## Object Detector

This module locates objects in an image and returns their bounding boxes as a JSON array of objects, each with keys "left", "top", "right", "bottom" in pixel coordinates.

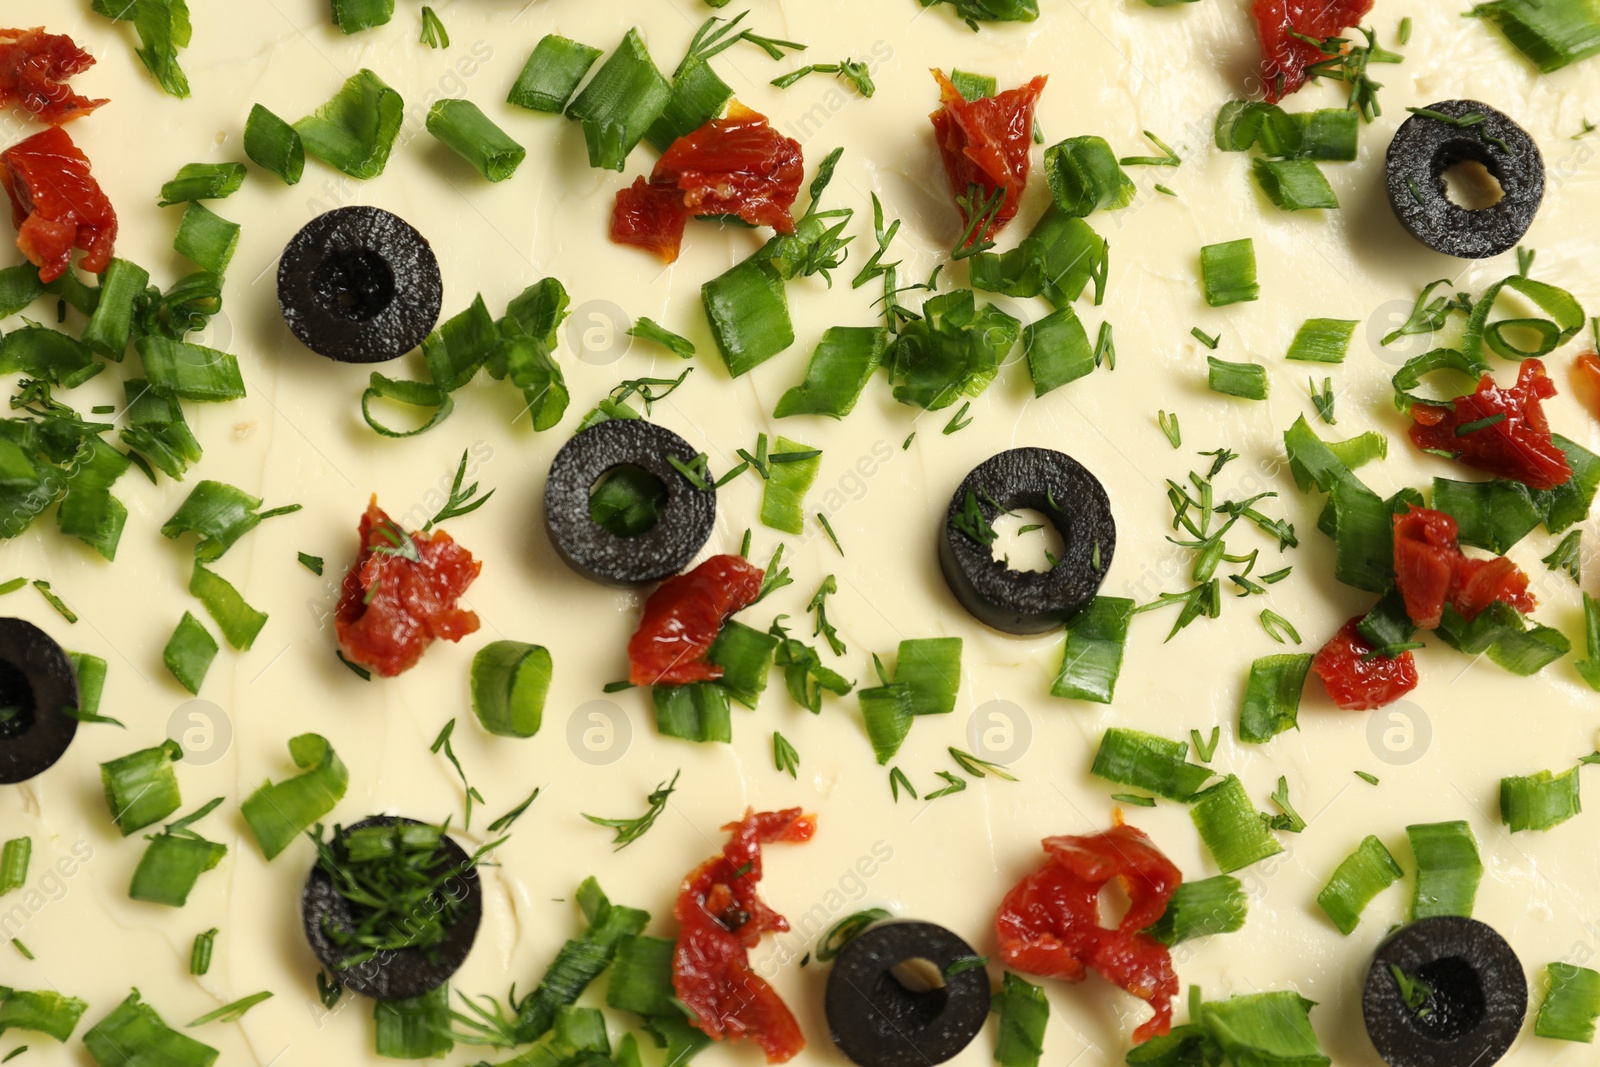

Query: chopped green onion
[
  {"left": 993, "top": 972, "right": 1048, "bottom": 1067},
  {"left": 100, "top": 739, "right": 183, "bottom": 837},
  {"left": 509, "top": 35, "right": 602, "bottom": 113},
  {"left": 606, "top": 934, "right": 676, "bottom": 1016},
  {"left": 1408, "top": 820, "right": 1482, "bottom": 920},
  {"left": 702, "top": 260, "right": 793, "bottom": 377},
  {"left": 9, "top": 939, "right": 29, "bottom": 960},
  {"left": 163, "top": 612, "right": 218, "bottom": 695},
  {"left": 772, "top": 731, "right": 800, "bottom": 777},
  {"left": 329, "top": 0, "right": 393, "bottom": 32},
  {"left": 1090, "top": 728, "right": 1214, "bottom": 802},
  {"left": 948, "top": 69, "right": 997, "bottom": 100},
  {"left": 418, "top": 5, "right": 447, "bottom": 47},
  {"left": 427, "top": 99, "right": 525, "bottom": 182},
  {"left": 121, "top": 379, "right": 203, "bottom": 481},
  {"left": 1113, "top": 793, "right": 1157, "bottom": 807},
  {"left": 298, "top": 552, "right": 324, "bottom": 575},
  {"left": 889, "top": 291, "right": 1019, "bottom": 409},
  {"left": 1200, "top": 239, "right": 1259, "bottom": 307},
  {"left": 816, "top": 908, "right": 892, "bottom": 962},
  {"left": 190, "top": 929, "right": 217, "bottom": 976},
  {"left": 1536, "top": 962, "right": 1600, "bottom": 1042},
  {"left": 511, "top": 879, "right": 649, "bottom": 1042},
  {"left": 56, "top": 439, "right": 130, "bottom": 561},
  {"left": 136, "top": 336, "right": 245, "bottom": 402},
  {"left": 240, "top": 734, "right": 349, "bottom": 861},
  {"left": 361, "top": 373, "right": 454, "bottom": 438},
  {"left": 467, "top": 641, "right": 553, "bottom": 739},
  {"left": 31, "top": 582, "right": 76, "bottom": 625},
  {"left": 1022, "top": 305, "right": 1096, "bottom": 397},
  {"left": 892, "top": 637, "right": 963, "bottom": 716},
  {"left": 1142, "top": 875, "right": 1248, "bottom": 945},
  {"left": 1316, "top": 835, "right": 1402, "bottom": 935},
  {"left": 859, "top": 683, "right": 915, "bottom": 764},
  {"left": 1252, "top": 158, "right": 1339, "bottom": 210},
  {"left": 375, "top": 985, "right": 452, "bottom": 1060},
  {"left": 157, "top": 163, "right": 245, "bottom": 207},
  {"left": 189, "top": 563, "right": 266, "bottom": 651},
  {"left": 1051, "top": 596, "right": 1133, "bottom": 704},
  {"left": 1207, "top": 356, "right": 1269, "bottom": 400},
  {"left": 1238, "top": 654, "right": 1313, "bottom": 743},
  {"left": 81, "top": 259, "right": 150, "bottom": 359},
  {"left": 1286, "top": 318, "right": 1357, "bottom": 363},
  {"left": 627, "top": 318, "right": 695, "bottom": 359},
  {"left": 760, "top": 435, "right": 820, "bottom": 535},
  {"left": 653, "top": 684, "right": 731, "bottom": 743},
  {"left": 646, "top": 37, "right": 734, "bottom": 153},
  {"left": 0, "top": 263, "right": 42, "bottom": 319},
  {"left": 129, "top": 798, "right": 227, "bottom": 908},
  {"left": 1188, "top": 992, "right": 1328, "bottom": 1066},
  {"left": 707, "top": 621, "right": 779, "bottom": 709},
  {"left": 1501, "top": 767, "right": 1581, "bottom": 833},
  {"left": 0, "top": 987, "right": 88, "bottom": 1042},
  {"left": 1190, "top": 775, "right": 1285, "bottom": 872},
  {"left": 774, "top": 326, "right": 887, "bottom": 418},
  {"left": 1472, "top": 0, "right": 1600, "bottom": 73},
  {"left": 1, "top": 325, "right": 99, "bottom": 386},
  {"left": 565, "top": 29, "right": 672, "bottom": 171},
  {"left": 161, "top": 481, "right": 270, "bottom": 562},
  {"left": 970, "top": 204, "right": 1109, "bottom": 310},
  {"left": 243, "top": 104, "right": 304, "bottom": 185},
  {"left": 1575, "top": 593, "right": 1600, "bottom": 691},
  {"left": 1435, "top": 601, "right": 1571, "bottom": 675},
  {"left": 294, "top": 68, "right": 404, "bottom": 180},
  {"left": 1043, "top": 136, "right": 1135, "bottom": 217},
  {"left": 187, "top": 991, "right": 271, "bottom": 1028},
  {"left": 0, "top": 837, "right": 29, "bottom": 894},
  {"left": 1432, "top": 476, "right": 1541, "bottom": 554},
  {"left": 1159, "top": 410, "right": 1182, "bottom": 448},
  {"left": 1532, "top": 433, "right": 1600, "bottom": 534}
]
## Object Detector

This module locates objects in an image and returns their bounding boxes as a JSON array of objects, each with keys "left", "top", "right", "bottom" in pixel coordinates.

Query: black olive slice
[
  {"left": 1385, "top": 100, "right": 1544, "bottom": 260},
  {"left": 544, "top": 418, "right": 716, "bottom": 587},
  {"left": 825, "top": 921, "right": 990, "bottom": 1067},
  {"left": 1363, "top": 916, "right": 1526, "bottom": 1067},
  {"left": 938, "top": 448, "right": 1116, "bottom": 635},
  {"left": 0, "top": 617, "right": 79, "bottom": 785},
  {"left": 278, "top": 206, "right": 443, "bottom": 363},
  {"left": 301, "top": 815, "right": 482, "bottom": 1001}
]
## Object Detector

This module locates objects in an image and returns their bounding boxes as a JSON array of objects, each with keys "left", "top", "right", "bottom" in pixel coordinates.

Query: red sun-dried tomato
[
  {"left": 1, "top": 126, "right": 116, "bottom": 283},
  {"left": 335, "top": 499, "right": 482, "bottom": 677},
  {"left": 1312, "top": 617, "right": 1419, "bottom": 711},
  {"left": 1253, "top": 0, "right": 1375, "bottom": 102},
  {"left": 0, "top": 28, "right": 106, "bottom": 124},
  {"left": 929, "top": 69, "right": 1047, "bottom": 249},
  {"left": 1409, "top": 359, "right": 1572, "bottom": 491},
  {"left": 1393, "top": 507, "right": 1536, "bottom": 629},
  {"left": 674, "top": 808, "right": 816, "bottom": 1063},
  {"left": 1573, "top": 352, "right": 1600, "bottom": 422},
  {"left": 611, "top": 103, "right": 804, "bottom": 263},
  {"left": 627, "top": 554, "right": 764, "bottom": 687},
  {"left": 996, "top": 825, "right": 1181, "bottom": 1045}
]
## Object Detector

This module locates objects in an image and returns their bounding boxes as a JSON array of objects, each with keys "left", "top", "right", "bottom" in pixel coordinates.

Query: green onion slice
[
  {"left": 1532, "top": 434, "right": 1600, "bottom": 535},
  {"left": 470, "top": 641, "right": 554, "bottom": 738},
  {"left": 1252, "top": 158, "right": 1339, "bottom": 210},
  {"left": 374, "top": 985, "right": 452, "bottom": 1060},
  {"left": 136, "top": 336, "right": 246, "bottom": 402},
  {"left": 994, "top": 972, "right": 1048, "bottom": 1067},
  {"left": 1435, "top": 601, "right": 1571, "bottom": 676},
  {"left": 57, "top": 438, "right": 130, "bottom": 561},
  {"left": 1043, "top": 136, "right": 1135, "bottom": 217},
  {"left": 652, "top": 683, "right": 732, "bottom": 743},
  {"left": 173, "top": 203, "right": 240, "bottom": 276},
  {"left": 1501, "top": 767, "right": 1582, "bottom": 833},
  {"left": 1238, "top": 654, "right": 1313, "bottom": 744},
  {"left": 244, "top": 104, "right": 305, "bottom": 185},
  {"left": 706, "top": 621, "right": 778, "bottom": 710},
  {"left": 1472, "top": 0, "right": 1600, "bottom": 73},
  {"left": 427, "top": 99, "right": 526, "bottom": 182},
  {"left": 362, "top": 373, "right": 455, "bottom": 438},
  {"left": 606, "top": 934, "right": 677, "bottom": 1016},
  {"left": 893, "top": 637, "right": 963, "bottom": 716},
  {"left": 0, "top": 986, "right": 88, "bottom": 1042},
  {"left": 163, "top": 612, "right": 218, "bottom": 696},
  {"left": 970, "top": 205, "right": 1109, "bottom": 310},
  {"left": 82, "top": 258, "right": 150, "bottom": 359},
  {"left": 190, "top": 929, "right": 217, "bottom": 976},
  {"left": 241, "top": 734, "right": 349, "bottom": 860},
  {"left": 294, "top": 68, "right": 404, "bottom": 180},
  {"left": 1536, "top": 962, "right": 1600, "bottom": 1042},
  {"left": 511, "top": 878, "right": 649, "bottom": 1042},
  {"left": 815, "top": 909, "right": 892, "bottom": 962},
  {"left": 1285, "top": 318, "right": 1357, "bottom": 363},
  {"left": 564, "top": 29, "right": 672, "bottom": 171},
  {"left": 703, "top": 259, "right": 794, "bottom": 378},
  {"left": 129, "top": 799, "right": 227, "bottom": 908},
  {"left": 189, "top": 563, "right": 266, "bottom": 651},
  {"left": 1408, "top": 820, "right": 1482, "bottom": 920},
  {"left": 330, "top": 0, "right": 394, "bottom": 33},
  {"left": 0, "top": 837, "right": 29, "bottom": 894},
  {"left": 161, "top": 481, "right": 266, "bottom": 561},
  {"left": 1316, "top": 835, "right": 1402, "bottom": 935},
  {"left": 1022, "top": 305, "right": 1097, "bottom": 398},
  {"left": 1090, "top": 728, "right": 1214, "bottom": 802},
  {"left": 1207, "top": 356, "right": 1269, "bottom": 400},
  {"left": 774, "top": 326, "right": 887, "bottom": 418},
  {"left": 1051, "top": 596, "right": 1133, "bottom": 704},
  {"left": 100, "top": 740, "right": 183, "bottom": 837},
  {"left": 423, "top": 295, "right": 499, "bottom": 393},
  {"left": 859, "top": 683, "right": 915, "bottom": 764},
  {"left": 509, "top": 34, "right": 602, "bottom": 113},
  {"left": 1432, "top": 476, "right": 1541, "bottom": 554},
  {"left": 1141, "top": 875, "right": 1248, "bottom": 946},
  {"left": 759, "top": 435, "right": 820, "bottom": 536},
  {"left": 1190, "top": 775, "right": 1285, "bottom": 872},
  {"left": 157, "top": 163, "right": 245, "bottom": 207}
]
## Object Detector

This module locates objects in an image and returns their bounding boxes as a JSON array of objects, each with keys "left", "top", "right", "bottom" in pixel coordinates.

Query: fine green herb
[
  {"left": 923, "top": 770, "right": 968, "bottom": 800},
  {"left": 1112, "top": 793, "right": 1157, "bottom": 807},
  {"left": 1388, "top": 963, "right": 1434, "bottom": 1016},
  {"left": 1159, "top": 410, "right": 1182, "bottom": 448},
  {"left": 1191, "top": 727, "right": 1220, "bottom": 763},
  {"left": 816, "top": 908, "right": 892, "bottom": 962},
  {"left": 950, "top": 489, "right": 997, "bottom": 545},
  {"left": 1259, "top": 609, "right": 1302, "bottom": 644},
  {"left": 816, "top": 513, "right": 843, "bottom": 556},
  {"left": 1119, "top": 129, "right": 1183, "bottom": 167},
  {"left": 419, "top": 5, "right": 448, "bottom": 48},
  {"left": 583, "top": 770, "right": 680, "bottom": 850},
  {"left": 1357, "top": 770, "right": 1380, "bottom": 785},
  {"left": 31, "top": 581, "right": 75, "bottom": 624},
  {"left": 0, "top": 838, "right": 28, "bottom": 895},
  {"left": 942, "top": 401, "right": 974, "bottom": 435},
  {"left": 888, "top": 766, "right": 917, "bottom": 802},
  {"left": 187, "top": 992, "right": 272, "bottom": 1028},
  {"left": 426, "top": 450, "right": 494, "bottom": 531},
  {"left": 10, "top": 939, "right": 30, "bottom": 960},
  {"left": 191, "top": 929, "right": 217, "bottom": 976},
  {"left": 297, "top": 552, "right": 324, "bottom": 575},
  {"left": 1309, "top": 377, "right": 1337, "bottom": 424},
  {"left": 430, "top": 719, "right": 485, "bottom": 831},
  {"left": 1542, "top": 530, "right": 1582, "bottom": 583},
  {"left": 773, "top": 732, "right": 800, "bottom": 778},
  {"left": 335, "top": 651, "right": 372, "bottom": 681},
  {"left": 1297, "top": 25, "right": 1404, "bottom": 121},
  {"left": 486, "top": 788, "right": 541, "bottom": 835},
  {"left": 771, "top": 59, "right": 875, "bottom": 96}
]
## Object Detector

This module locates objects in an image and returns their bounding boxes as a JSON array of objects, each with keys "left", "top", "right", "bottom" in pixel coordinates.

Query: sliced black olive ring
[
  {"left": 825, "top": 921, "right": 990, "bottom": 1067},
  {"left": 278, "top": 206, "right": 444, "bottom": 363},
  {"left": 0, "top": 617, "right": 79, "bottom": 785},
  {"left": 544, "top": 418, "right": 717, "bottom": 587},
  {"left": 1363, "top": 915, "right": 1526, "bottom": 1067},
  {"left": 301, "top": 815, "right": 482, "bottom": 1001},
  {"left": 1385, "top": 99, "right": 1544, "bottom": 260},
  {"left": 938, "top": 447, "right": 1116, "bottom": 635}
]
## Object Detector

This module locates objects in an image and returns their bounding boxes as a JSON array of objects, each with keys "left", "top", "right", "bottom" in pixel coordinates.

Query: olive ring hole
[
  {"left": 1436, "top": 147, "right": 1506, "bottom": 211},
  {"left": 588, "top": 464, "right": 668, "bottom": 539},
  {"left": 312, "top": 248, "right": 397, "bottom": 323},
  {"left": 1406, "top": 957, "right": 1487, "bottom": 1042},
  {"left": 989, "top": 506, "right": 1067, "bottom": 574},
  {"left": 0, "top": 659, "right": 35, "bottom": 740}
]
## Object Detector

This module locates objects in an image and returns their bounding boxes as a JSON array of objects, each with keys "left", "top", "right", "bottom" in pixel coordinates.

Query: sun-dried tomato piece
[
  {"left": 610, "top": 104, "right": 803, "bottom": 263},
  {"left": 0, "top": 28, "right": 107, "bottom": 124},
  {"left": 930, "top": 69, "right": 1046, "bottom": 249},
  {"left": 1393, "top": 507, "right": 1535, "bottom": 629},
  {"left": 996, "top": 825, "right": 1181, "bottom": 1044},
  {"left": 1573, "top": 352, "right": 1600, "bottom": 421},
  {"left": 335, "top": 500, "right": 482, "bottom": 677},
  {"left": 1409, "top": 359, "right": 1572, "bottom": 491},
  {"left": 627, "top": 554, "right": 764, "bottom": 687},
  {"left": 1, "top": 126, "right": 116, "bottom": 282},
  {"left": 1253, "top": 0, "right": 1375, "bottom": 102},
  {"left": 674, "top": 808, "right": 816, "bottom": 1063},
  {"left": 1312, "top": 616, "right": 1419, "bottom": 711}
]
